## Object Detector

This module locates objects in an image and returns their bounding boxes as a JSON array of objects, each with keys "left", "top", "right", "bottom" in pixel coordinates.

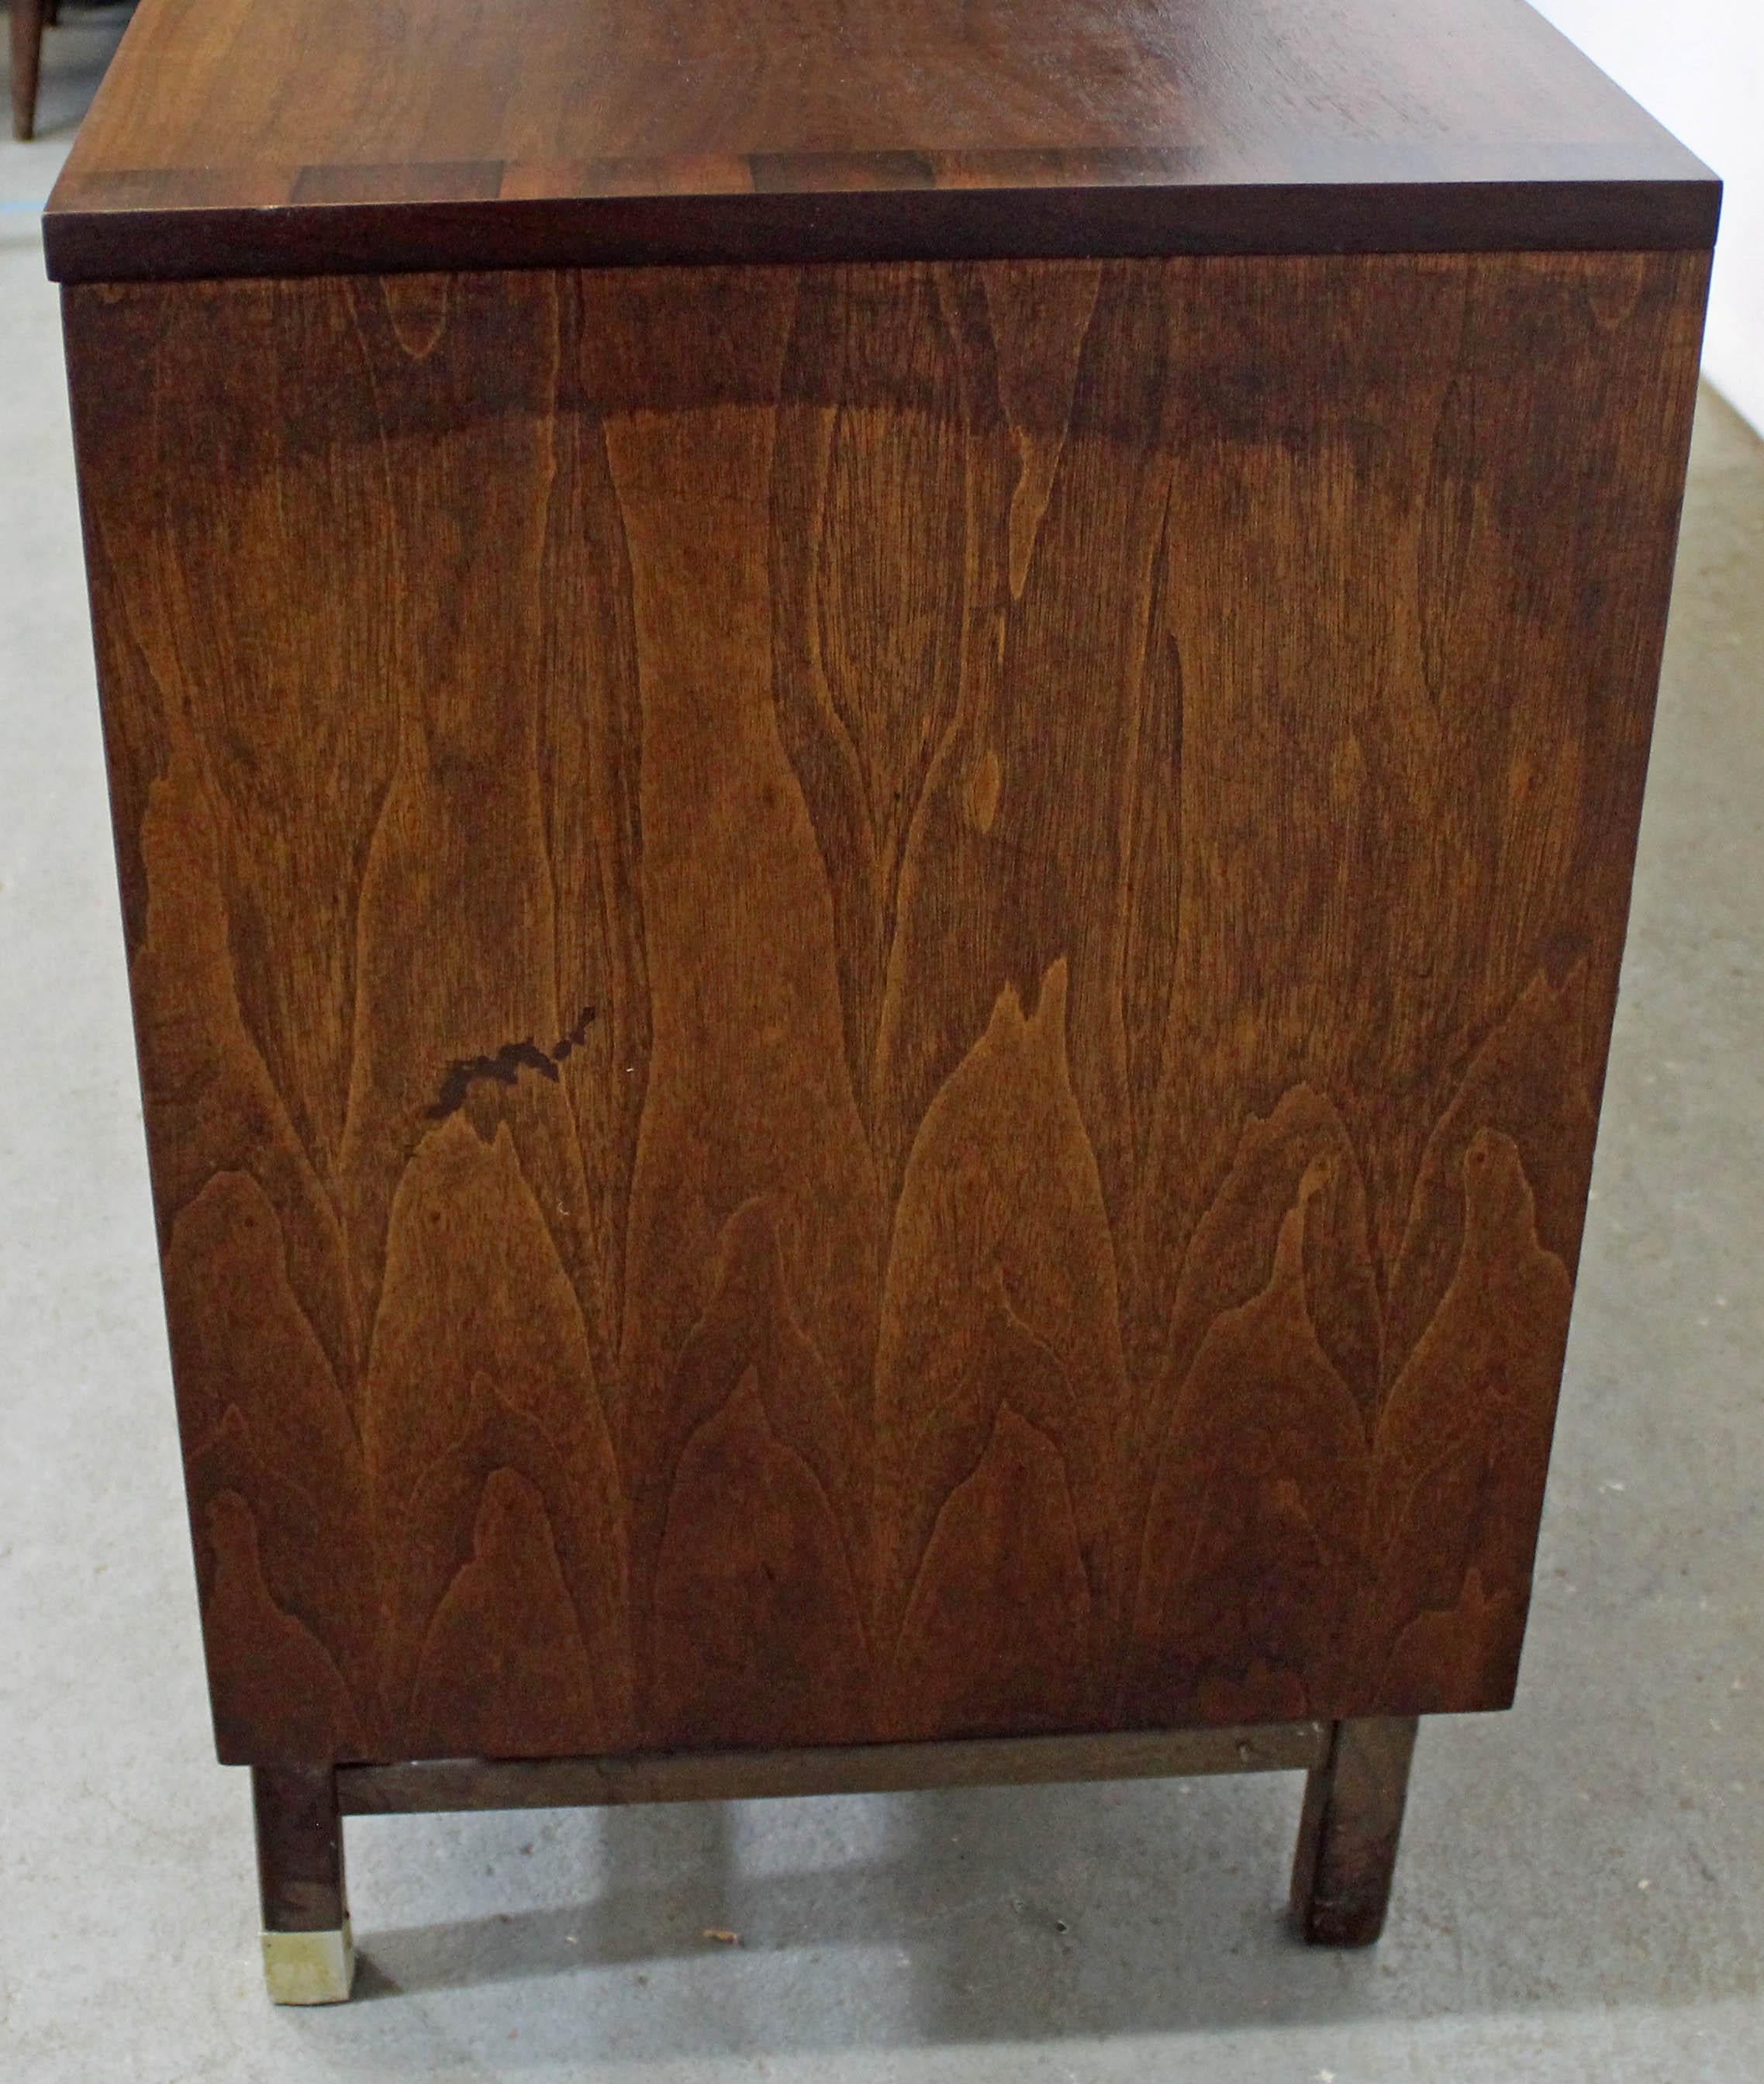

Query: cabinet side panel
[{"left": 62, "top": 250, "right": 1707, "bottom": 1763}]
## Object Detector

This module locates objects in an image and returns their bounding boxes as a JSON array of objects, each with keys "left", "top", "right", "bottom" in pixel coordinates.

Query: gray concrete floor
[{"left": 4, "top": 22, "right": 1763, "bottom": 2082}]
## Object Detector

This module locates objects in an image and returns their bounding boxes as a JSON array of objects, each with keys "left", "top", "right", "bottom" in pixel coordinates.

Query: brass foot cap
[{"left": 262, "top": 1919, "right": 355, "bottom": 2004}]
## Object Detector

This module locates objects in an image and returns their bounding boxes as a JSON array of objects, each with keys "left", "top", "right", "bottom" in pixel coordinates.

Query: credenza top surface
[{"left": 46, "top": 0, "right": 1717, "bottom": 281}]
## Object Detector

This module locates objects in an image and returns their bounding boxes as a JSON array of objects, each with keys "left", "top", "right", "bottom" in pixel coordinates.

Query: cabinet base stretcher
[{"left": 251, "top": 1715, "right": 1417, "bottom": 2003}]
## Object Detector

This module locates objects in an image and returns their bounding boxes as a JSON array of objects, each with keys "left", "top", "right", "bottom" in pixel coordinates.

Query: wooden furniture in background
[
  {"left": 10, "top": 0, "right": 47, "bottom": 140},
  {"left": 48, "top": 0, "right": 1717, "bottom": 2004}
]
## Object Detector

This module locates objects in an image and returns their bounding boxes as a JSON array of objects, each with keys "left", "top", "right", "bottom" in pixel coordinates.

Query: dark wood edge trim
[
  {"left": 43, "top": 177, "right": 1721, "bottom": 285},
  {"left": 334, "top": 1722, "right": 1331, "bottom": 1815}
]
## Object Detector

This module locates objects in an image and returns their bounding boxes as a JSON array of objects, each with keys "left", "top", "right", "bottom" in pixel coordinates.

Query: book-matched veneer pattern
[{"left": 64, "top": 247, "right": 1706, "bottom": 1765}]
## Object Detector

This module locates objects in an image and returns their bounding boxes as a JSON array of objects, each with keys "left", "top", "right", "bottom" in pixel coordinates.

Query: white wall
[{"left": 1531, "top": 1, "right": 1763, "bottom": 429}]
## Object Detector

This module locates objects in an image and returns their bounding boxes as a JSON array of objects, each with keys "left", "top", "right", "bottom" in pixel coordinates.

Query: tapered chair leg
[
  {"left": 11, "top": 0, "right": 46, "bottom": 142},
  {"left": 252, "top": 1765, "right": 355, "bottom": 2003},
  {"left": 1289, "top": 1716, "right": 1418, "bottom": 1946}
]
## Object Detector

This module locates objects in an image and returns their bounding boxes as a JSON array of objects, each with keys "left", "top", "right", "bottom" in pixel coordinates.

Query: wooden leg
[
  {"left": 252, "top": 1766, "right": 355, "bottom": 2003},
  {"left": 10, "top": 0, "right": 45, "bottom": 142},
  {"left": 1289, "top": 1716, "right": 1418, "bottom": 1946}
]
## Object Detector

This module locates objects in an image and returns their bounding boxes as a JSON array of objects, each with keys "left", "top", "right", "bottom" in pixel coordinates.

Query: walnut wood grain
[
  {"left": 64, "top": 247, "right": 1707, "bottom": 1766},
  {"left": 42, "top": 0, "right": 1717, "bottom": 280},
  {"left": 338, "top": 1723, "right": 1330, "bottom": 1814}
]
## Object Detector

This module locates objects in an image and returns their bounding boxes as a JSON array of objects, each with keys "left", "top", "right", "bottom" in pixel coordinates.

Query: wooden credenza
[{"left": 47, "top": 0, "right": 1717, "bottom": 2004}]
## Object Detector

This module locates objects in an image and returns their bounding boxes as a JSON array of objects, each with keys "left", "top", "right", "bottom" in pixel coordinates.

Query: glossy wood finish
[
  {"left": 43, "top": 0, "right": 1717, "bottom": 280},
  {"left": 65, "top": 247, "right": 1707, "bottom": 1768},
  {"left": 340, "top": 1723, "right": 1330, "bottom": 1815},
  {"left": 1289, "top": 1716, "right": 1420, "bottom": 1945}
]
